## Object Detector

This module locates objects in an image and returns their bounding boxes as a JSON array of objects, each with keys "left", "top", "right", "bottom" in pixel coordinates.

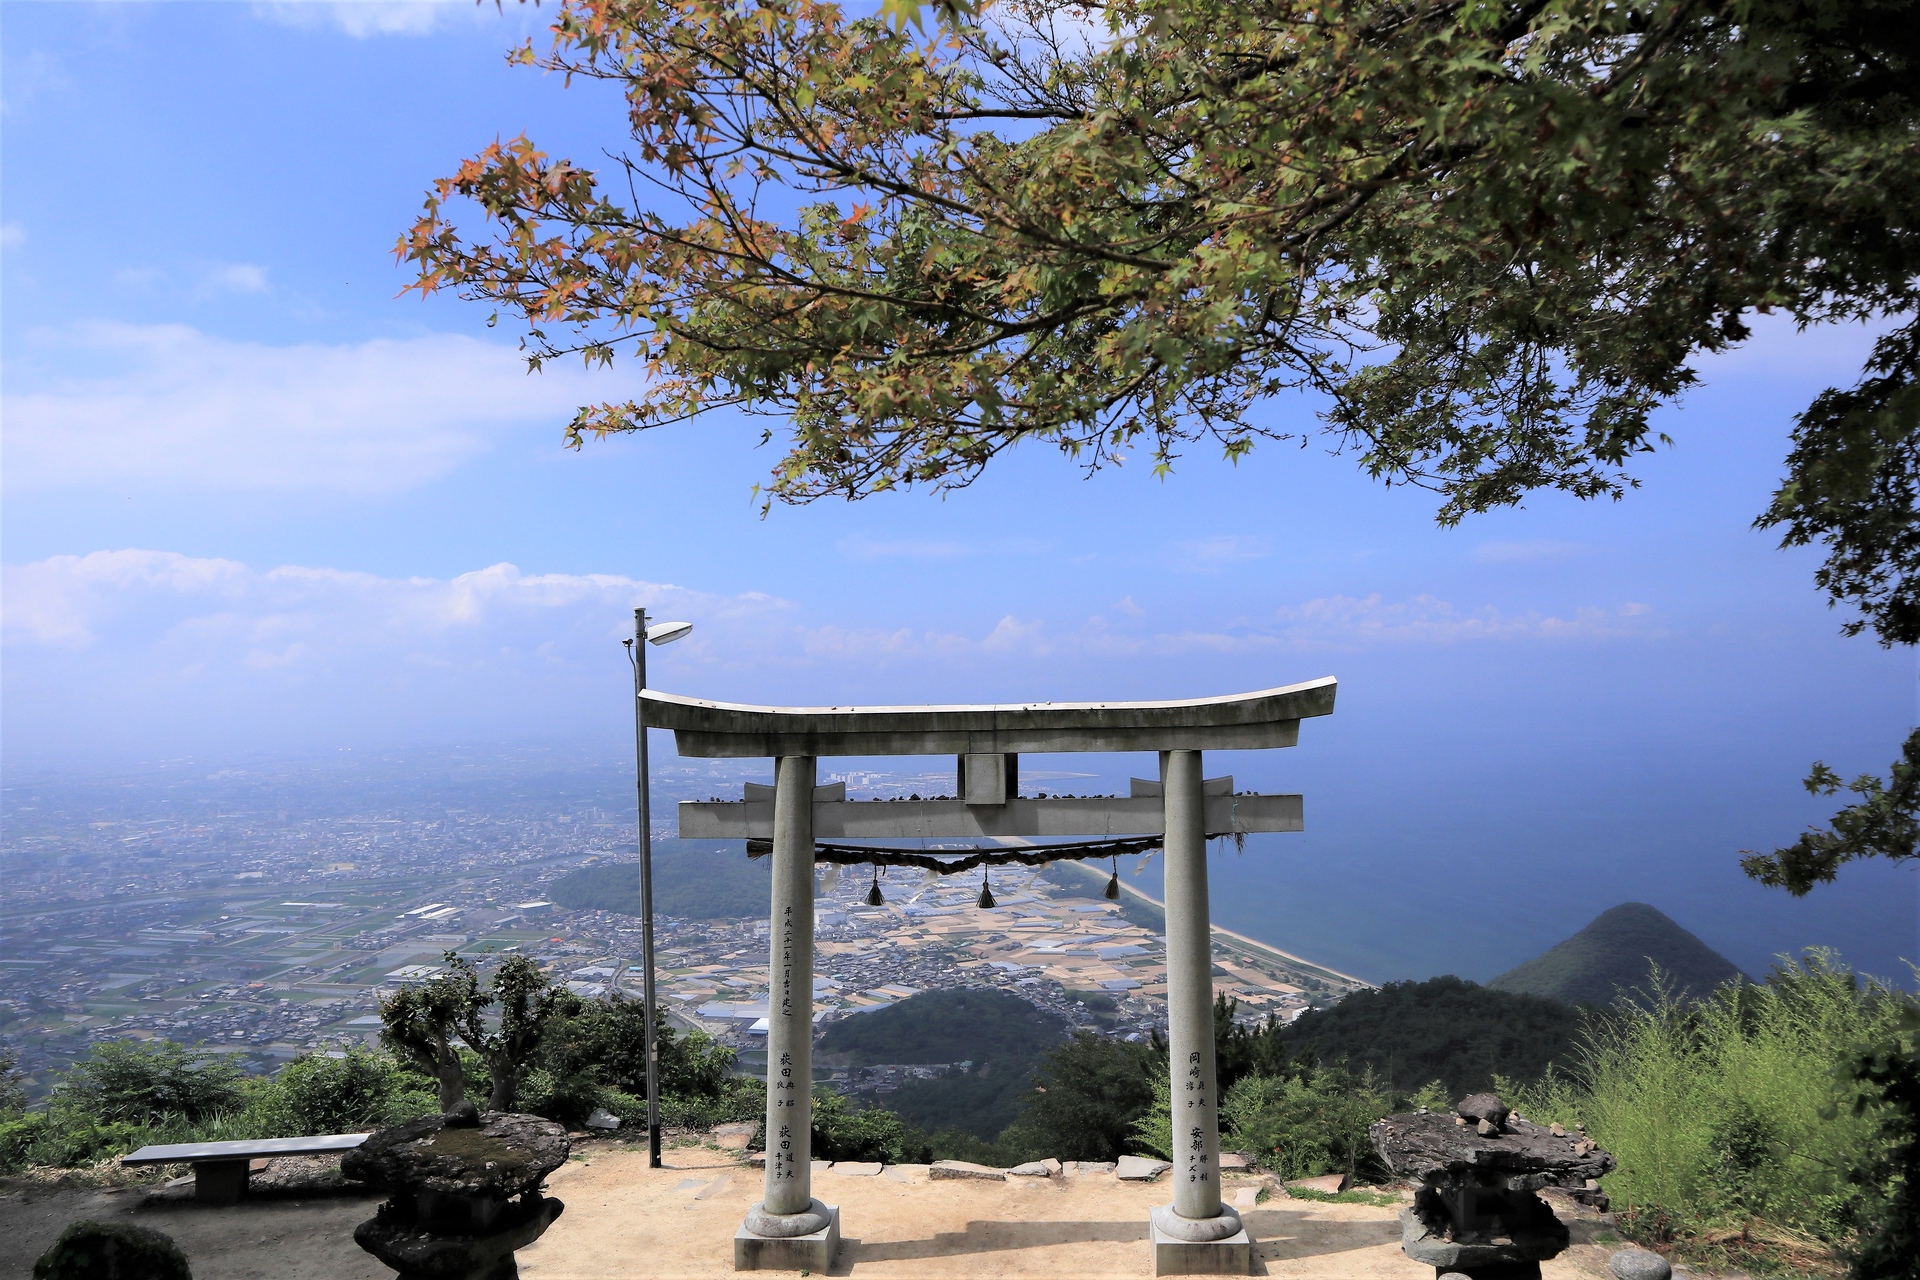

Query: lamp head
[{"left": 646, "top": 620, "right": 693, "bottom": 646}]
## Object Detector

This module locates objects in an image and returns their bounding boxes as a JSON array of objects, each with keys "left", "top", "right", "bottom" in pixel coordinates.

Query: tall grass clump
[{"left": 1514, "top": 951, "right": 1910, "bottom": 1276}]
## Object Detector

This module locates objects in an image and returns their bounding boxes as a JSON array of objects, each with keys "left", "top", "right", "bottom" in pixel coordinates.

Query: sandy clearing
[{"left": 518, "top": 1148, "right": 1621, "bottom": 1280}]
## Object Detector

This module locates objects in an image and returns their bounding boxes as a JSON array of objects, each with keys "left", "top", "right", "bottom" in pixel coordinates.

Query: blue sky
[{"left": 3, "top": 0, "right": 1914, "bottom": 984}]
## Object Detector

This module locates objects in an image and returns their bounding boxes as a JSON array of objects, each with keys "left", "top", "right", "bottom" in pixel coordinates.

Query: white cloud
[
  {"left": 1176, "top": 534, "right": 1271, "bottom": 567},
  {"left": 204, "top": 262, "right": 270, "bottom": 294},
  {"left": 252, "top": 1, "right": 468, "bottom": 38},
  {"left": 0, "top": 223, "right": 23, "bottom": 249},
  {"left": 3, "top": 549, "right": 789, "bottom": 658},
  {"left": 837, "top": 535, "right": 972, "bottom": 560},
  {"left": 0, "top": 549, "right": 797, "bottom": 759},
  {"left": 793, "top": 593, "right": 1659, "bottom": 663},
  {"left": 2, "top": 322, "right": 644, "bottom": 495},
  {"left": 1271, "top": 593, "right": 1655, "bottom": 646},
  {"left": 0, "top": 552, "right": 1667, "bottom": 761}
]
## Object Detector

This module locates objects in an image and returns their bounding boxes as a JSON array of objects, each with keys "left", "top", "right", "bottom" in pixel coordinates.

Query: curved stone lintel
[
  {"left": 1150, "top": 1202, "right": 1242, "bottom": 1242},
  {"left": 643, "top": 679, "right": 1336, "bottom": 757},
  {"left": 744, "top": 1199, "right": 832, "bottom": 1239}
]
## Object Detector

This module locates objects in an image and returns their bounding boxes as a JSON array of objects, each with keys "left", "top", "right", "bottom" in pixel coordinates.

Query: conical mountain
[{"left": 1488, "top": 902, "right": 1746, "bottom": 1007}]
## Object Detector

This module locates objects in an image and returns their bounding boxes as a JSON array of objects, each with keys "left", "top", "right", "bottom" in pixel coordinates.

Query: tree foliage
[
  {"left": 529, "top": 990, "right": 740, "bottom": 1123},
  {"left": 380, "top": 961, "right": 480, "bottom": 1110},
  {"left": 1742, "top": 729, "right": 1920, "bottom": 895},
  {"left": 32, "top": 1221, "right": 192, "bottom": 1280},
  {"left": 1012, "top": 1030, "right": 1160, "bottom": 1161},
  {"left": 405, "top": 0, "right": 1917, "bottom": 517},
  {"left": 267, "top": 1048, "right": 437, "bottom": 1135},
  {"left": 1843, "top": 1001, "right": 1920, "bottom": 1280},
  {"left": 408, "top": 0, "right": 1920, "bottom": 887},
  {"left": 1284, "top": 974, "right": 1583, "bottom": 1095},
  {"left": 379, "top": 951, "right": 570, "bottom": 1110}
]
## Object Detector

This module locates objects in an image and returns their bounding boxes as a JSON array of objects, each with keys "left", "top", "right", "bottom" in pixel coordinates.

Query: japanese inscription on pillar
[
  {"left": 772, "top": 1121, "right": 795, "bottom": 1182},
  {"left": 779, "top": 905, "right": 795, "bottom": 1019}
]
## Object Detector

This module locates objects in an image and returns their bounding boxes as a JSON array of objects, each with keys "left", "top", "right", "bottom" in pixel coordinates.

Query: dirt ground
[
  {"left": 0, "top": 1145, "right": 1633, "bottom": 1280},
  {"left": 0, "top": 1167, "right": 387, "bottom": 1280},
  {"left": 519, "top": 1147, "right": 1627, "bottom": 1280}
]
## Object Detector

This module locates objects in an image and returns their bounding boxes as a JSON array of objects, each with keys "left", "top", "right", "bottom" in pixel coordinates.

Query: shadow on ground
[{"left": 0, "top": 1177, "right": 386, "bottom": 1280}]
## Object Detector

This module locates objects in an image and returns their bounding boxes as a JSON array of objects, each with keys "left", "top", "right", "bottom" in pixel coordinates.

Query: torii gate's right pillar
[{"left": 1153, "top": 749, "right": 1253, "bottom": 1275}]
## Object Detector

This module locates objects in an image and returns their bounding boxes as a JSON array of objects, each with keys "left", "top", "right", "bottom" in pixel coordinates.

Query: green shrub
[
  {"left": 656, "top": 1076, "right": 763, "bottom": 1131},
  {"left": 33, "top": 1220, "right": 191, "bottom": 1280},
  {"left": 1011, "top": 1031, "right": 1158, "bottom": 1162},
  {"left": 1513, "top": 952, "right": 1905, "bottom": 1270},
  {"left": 267, "top": 1050, "right": 438, "bottom": 1134},
  {"left": 60, "top": 1041, "right": 242, "bottom": 1126},
  {"left": 526, "top": 994, "right": 738, "bottom": 1127},
  {"left": 1221, "top": 1064, "right": 1394, "bottom": 1182},
  {"left": 1841, "top": 1002, "right": 1920, "bottom": 1280},
  {"left": 809, "top": 1089, "right": 927, "bottom": 1163},
  {"left": 0, "top": 1047, "right": 27, "bottom": 1116}
]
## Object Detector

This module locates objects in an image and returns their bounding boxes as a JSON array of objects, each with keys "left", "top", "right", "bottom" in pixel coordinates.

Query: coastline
[{"left": 1053, "top": 859, "right": 1375, "bottom": 990}]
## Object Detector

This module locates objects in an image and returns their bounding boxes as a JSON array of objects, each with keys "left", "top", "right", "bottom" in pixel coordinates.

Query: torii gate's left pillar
[{"left": 734, "top": 755, "right": 840, "bottom": 1271}]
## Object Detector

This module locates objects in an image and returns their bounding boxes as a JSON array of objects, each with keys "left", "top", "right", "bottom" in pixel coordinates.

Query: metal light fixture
[
  {"left": 646, "top": 620, "right": 693, "bottom": 646},
  {"left": 627, "top": 608, "right": 692, "bottom": 1170}
]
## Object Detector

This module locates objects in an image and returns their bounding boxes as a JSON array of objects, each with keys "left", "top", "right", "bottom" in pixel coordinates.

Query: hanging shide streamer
[{"left": 743, "top": 833, "right": 1228, "bottom": 875}]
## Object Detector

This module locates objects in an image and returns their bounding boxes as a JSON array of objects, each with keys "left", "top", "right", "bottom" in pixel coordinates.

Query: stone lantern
[
  {"left": 1371, "top": 1093, "right": 1614, "bottom": 1280},
  {"left": 343, "top": 1102, "right": 569, "bottom": 1280}
]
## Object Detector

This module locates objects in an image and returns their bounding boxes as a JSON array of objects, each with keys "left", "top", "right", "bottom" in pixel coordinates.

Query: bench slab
[
  {"left": 122, "top": 1133, "right": 370, "bottom": 1203},
  {"left": 121, "top": 1133, "right": 371, "bottom": 1166}
]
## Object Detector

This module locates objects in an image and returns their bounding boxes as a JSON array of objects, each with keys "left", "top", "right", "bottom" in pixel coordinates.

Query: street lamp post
[{"left": 626, "top": 608, "right": 692, "bottom": 1170}]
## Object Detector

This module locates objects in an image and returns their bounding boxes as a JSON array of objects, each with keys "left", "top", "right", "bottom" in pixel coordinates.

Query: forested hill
[
  {"left": 819, "top": 989, "right": 1069, "bottom": 1140},
  {"left": 1282, "top": 976, "right": 1582, "bottom": 1098},
  {"left": 546, "top": 843, "right": 768, "bottom": 920},
  {"left": 819, "top": 988, "right": 1067, "bottom": 1066},
  {"left": 1488, "top": 902, "right": 1747, "bottom": 1007}
]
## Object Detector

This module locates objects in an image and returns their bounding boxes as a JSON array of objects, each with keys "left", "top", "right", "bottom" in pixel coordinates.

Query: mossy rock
[{"left": 33, "top": 1220, "right": 192, "bottom": 1280}]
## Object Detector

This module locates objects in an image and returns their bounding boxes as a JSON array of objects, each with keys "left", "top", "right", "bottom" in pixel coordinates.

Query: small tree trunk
[
  {"left": 487, "top": 1053, "right": 515, "bottom": 1111},
  {"left": 434, "top": 1040, "right": 465, "bottom": 1111}
]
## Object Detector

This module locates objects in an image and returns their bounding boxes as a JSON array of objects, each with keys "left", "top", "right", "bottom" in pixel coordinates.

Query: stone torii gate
[{"left": 642, "top": 677, "right": 1337, "bottom": 1276}]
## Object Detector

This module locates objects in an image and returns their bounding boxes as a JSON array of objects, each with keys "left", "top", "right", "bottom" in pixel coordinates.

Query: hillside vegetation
[
  {"left": 547, "top": 843, "right": 768, "bottom": 920},
  {"left": 819, "top": 989, "right": 1068, "bottom": 1140},
  {"left": 819, "top": 988, "right": 1066, "bottom": 1066},
  {"left": 1517, "top": 953, "right": 1912, "bottom": 1278},
  {"left": 1282, "top": 975, "right": 1581, "bottom": 1097},
  {"left": 1489, "top": 903, "right": 1746, "bottom": 1007}
]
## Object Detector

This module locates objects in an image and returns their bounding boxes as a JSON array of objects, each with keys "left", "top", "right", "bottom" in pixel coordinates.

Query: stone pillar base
[
  {"left": 1151, "top": 1218, "right": 1252, "bottom": 1276},
  {"left": 734, "top": 1204, "right": 839, "bottom": 1271}
]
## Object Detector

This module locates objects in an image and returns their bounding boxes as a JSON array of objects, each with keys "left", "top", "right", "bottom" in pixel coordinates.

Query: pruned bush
[{"left": 33, "top": 1220, "right": 190, "bottom": 1280}]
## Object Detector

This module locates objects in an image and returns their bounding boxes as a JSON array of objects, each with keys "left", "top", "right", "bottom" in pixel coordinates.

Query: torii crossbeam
[{"left": 643, "top": 677, "right": 1337, "bottom": 1276}]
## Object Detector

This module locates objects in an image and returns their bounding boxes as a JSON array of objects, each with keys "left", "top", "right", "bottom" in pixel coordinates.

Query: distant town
[{"left": 0, "top": 748, "right": 1367, "bottom": 1097}]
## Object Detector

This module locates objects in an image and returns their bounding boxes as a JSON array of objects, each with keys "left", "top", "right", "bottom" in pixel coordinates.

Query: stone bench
[{"left": 121, "top": 1133, "right": 371, "bottom": 1203}]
